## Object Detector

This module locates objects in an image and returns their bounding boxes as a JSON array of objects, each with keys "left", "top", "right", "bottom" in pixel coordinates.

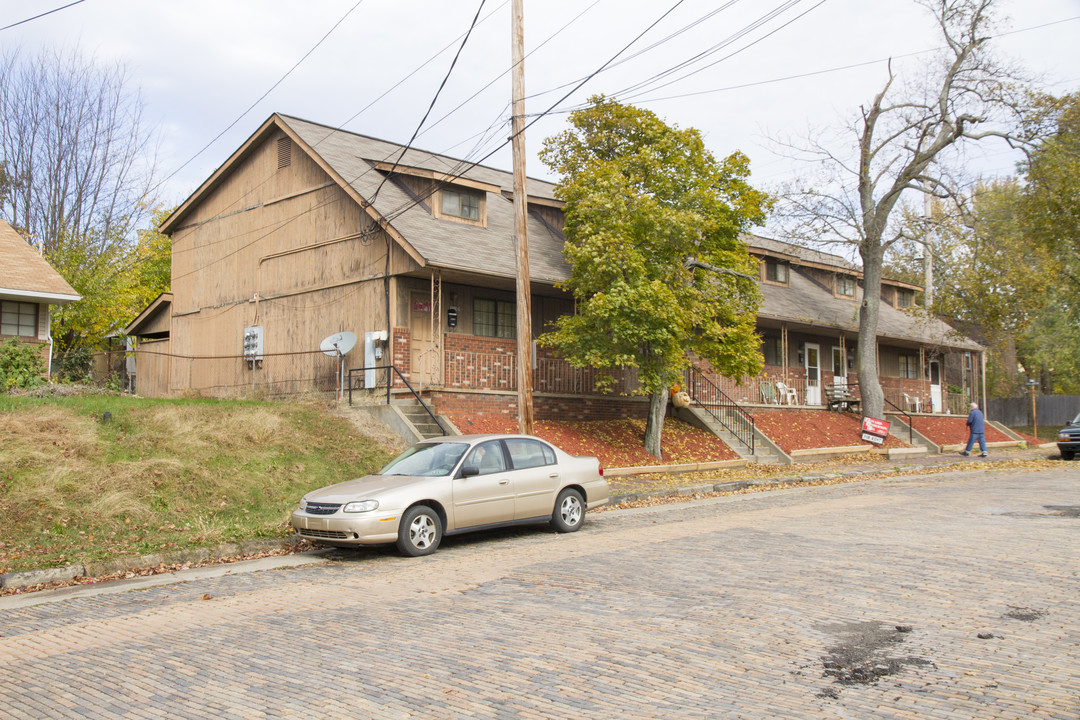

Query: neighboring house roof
[{"left": 0, "top": 219, "right": 80, "bottom": 303}]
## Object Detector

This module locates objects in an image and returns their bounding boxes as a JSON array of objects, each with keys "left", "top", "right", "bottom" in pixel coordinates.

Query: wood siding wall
[{"left": 166, "top": 128, "right": 421, "bottom": 388}]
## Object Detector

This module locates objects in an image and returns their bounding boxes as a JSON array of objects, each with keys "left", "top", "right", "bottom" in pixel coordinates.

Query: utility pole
[
  {"left": 922, "top": 193, "right": 935, "bottom": 309},
  {"left": 511, "top": 0, "right": 535, "bottom": 435}
]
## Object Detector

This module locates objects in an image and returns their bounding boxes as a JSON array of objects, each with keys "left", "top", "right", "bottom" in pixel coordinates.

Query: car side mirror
[{"left": 460, "top": 464, "right": 480, "bottom": 478}]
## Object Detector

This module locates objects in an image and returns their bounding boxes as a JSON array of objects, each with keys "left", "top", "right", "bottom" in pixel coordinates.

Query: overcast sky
[{"left": 5, "top": 0, "right": 1079, "bottom": 229}]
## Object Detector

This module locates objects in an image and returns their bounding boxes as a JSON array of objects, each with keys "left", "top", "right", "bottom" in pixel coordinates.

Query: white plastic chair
[
  {"left": 775, "top": 381, "right": 798, "bottom": 405},
  {"left": 903, "top": 393, "right": 921, "bottom": 413}
]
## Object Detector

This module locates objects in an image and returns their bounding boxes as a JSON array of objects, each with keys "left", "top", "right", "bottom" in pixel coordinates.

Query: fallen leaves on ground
[
  {"left": 448, "top": 416, "right": 739, "bottom": 467},
  {"left": 912, "top": 416, "right": 1012, "bottom": 445},
  {"left": 751, "top": 410, "right": 907, "bottom": 453}
]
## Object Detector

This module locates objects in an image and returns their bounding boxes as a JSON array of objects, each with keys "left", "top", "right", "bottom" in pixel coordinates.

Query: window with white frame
[{"left": 1, "top": 301, "right": 37, "bottom": 338}]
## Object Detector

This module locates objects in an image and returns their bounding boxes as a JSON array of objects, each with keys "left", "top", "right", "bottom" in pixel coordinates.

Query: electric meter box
[{"left": 243, "top": 326, "right": 264, "bottom": 362}]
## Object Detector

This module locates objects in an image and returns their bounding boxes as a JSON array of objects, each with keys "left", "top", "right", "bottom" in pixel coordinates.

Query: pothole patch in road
[
  {"left": 815, "top": 621, "right": 932, "bottom": 697},
  {"left": 1003, "top": 605, "right": 1047, "bottom": 622},
  {"left": 1044, "top": 505, "right": 1080, "bottom": 518}
]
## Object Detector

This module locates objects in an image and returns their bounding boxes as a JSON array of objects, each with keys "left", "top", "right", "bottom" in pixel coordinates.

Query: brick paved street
[{"left": 1, "top": 465, "right": 1078, "bottom": 719}]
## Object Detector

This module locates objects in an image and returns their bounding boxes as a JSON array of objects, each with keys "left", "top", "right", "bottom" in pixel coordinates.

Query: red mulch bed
[
  {"left": 911, "top": 415, "right": 1013, "bottom": 445},
  {"left": 751, "top": 410, "right": 907, "bottom": 453},
  {"left": 446, "top": 416, "right": 740, "bottom": 468}
]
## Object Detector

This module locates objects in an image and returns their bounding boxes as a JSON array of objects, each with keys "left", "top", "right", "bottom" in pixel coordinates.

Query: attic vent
[{"left": 277, "top": 137, "right": 292, "bottom": 169}]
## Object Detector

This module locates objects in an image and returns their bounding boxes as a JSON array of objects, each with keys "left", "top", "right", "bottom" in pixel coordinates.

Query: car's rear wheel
[
  {"left": 397, "top": 505, "right": 442, "bottom": 556},
  {"left": 551, "top": 488, "right": 585, "bottom": 533},
  {"left": 1063, "top": 450, "right": 1076, "bottom": 461}
]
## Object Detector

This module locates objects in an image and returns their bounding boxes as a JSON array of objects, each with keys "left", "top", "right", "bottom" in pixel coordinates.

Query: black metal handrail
[
  {"left": 347, "top": 365, "right": 447, "bottom": 436},
  {"left": 683, "top": 367, "right": 755, "bottom": 454}
]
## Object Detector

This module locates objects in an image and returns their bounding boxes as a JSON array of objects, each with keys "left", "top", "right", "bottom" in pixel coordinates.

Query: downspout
[{"left": 46, "top": 306, "right": 53, "bottom": 382}]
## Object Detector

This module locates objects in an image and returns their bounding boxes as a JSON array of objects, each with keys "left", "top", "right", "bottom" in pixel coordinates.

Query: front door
[
  {"left": 805, "top": 343, "right": 821, "bottom": 405},
  {"left": 409, "top": 292, "right": 438, "bottom": 387},
  {"left": 831, "top": 346, "right": 847, "bottom": 388},
  {"left": 929, "top": 361, "right": 942, "bottom": 413}
]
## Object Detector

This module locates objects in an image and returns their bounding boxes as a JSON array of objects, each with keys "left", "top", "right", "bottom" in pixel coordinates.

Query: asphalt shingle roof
[
  {"left": 0, "top": 219, "right": 79, "bottom": 301},
  {"left": 280, "top": 115, "right": 571, "bottom": 285}
]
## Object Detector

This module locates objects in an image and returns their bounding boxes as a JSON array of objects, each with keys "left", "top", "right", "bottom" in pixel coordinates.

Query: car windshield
[
  {"left": 1071, "top": 412, "right": 1080, "bottom": 426},
  {"left": 380, "top": 442, "right": 469, "bottom": 477}
]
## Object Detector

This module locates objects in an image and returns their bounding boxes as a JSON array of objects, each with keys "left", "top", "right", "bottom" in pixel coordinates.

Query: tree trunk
[
  {"left": 857, "top": 242, "right": 885, "bottom": 420},
  {"left": 644, "top": 388, "right": 669, "bottom": 459}
]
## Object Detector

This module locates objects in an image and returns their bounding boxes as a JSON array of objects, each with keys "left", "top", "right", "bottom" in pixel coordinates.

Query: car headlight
[
  {"left": 298, "top": 498, "right": 309, "bottom": 512},
  {"left": 343, "top": 499, "right": 379, "bottom": 513},
  {"left": 1060, "top": 431, "right": 1070, "bottom": 440}
]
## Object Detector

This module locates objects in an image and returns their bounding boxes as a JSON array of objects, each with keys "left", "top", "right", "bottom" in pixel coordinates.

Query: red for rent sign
[{"left": 861, "top": 416, "right": 890, "bottom": 445}]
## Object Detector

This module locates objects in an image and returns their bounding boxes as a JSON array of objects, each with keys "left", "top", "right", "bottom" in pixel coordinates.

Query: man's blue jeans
[{"left": 965, "top": 432, "right": 986, "bottom": 454}]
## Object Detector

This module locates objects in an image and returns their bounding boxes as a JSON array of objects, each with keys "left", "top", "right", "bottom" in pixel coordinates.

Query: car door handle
[
  {"left": 549, "top": 472, "right": 559, "bottom": 478},
  {"left": 498, "top": 479, "right": 510, "bottom": 485}
]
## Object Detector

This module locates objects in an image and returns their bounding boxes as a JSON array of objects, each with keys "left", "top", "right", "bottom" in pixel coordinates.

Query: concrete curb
[{"left": 0, "top": 537, "right": 303, "bottom": 591}]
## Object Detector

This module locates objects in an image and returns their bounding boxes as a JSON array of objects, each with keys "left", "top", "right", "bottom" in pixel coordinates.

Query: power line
[
  {"left": 171, "top": 0, "right": 492, "bottom": 282},
  {"left": 0, "top": 0, "right": 87, "bottom": 32},
  {"left": 152, "top": 0, "right": 368, "bottom": 197}
]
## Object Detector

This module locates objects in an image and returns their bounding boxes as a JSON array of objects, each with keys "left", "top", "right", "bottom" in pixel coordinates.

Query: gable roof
[
  {"left": 0, "top": 219, "right": 80, "bottom": 303},
  {"left": 162, "top": 113, "right": 571, "bottom": 285}
]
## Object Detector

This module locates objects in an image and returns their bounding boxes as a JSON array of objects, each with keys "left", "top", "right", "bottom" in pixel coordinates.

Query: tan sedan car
[{"left": 291, "top": 434, "right": 609, "bottom": 556}]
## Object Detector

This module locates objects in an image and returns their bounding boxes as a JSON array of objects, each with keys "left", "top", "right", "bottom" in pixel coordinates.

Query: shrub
[{"left": 0, "top": 338, "right": 46, "bottom": 390}]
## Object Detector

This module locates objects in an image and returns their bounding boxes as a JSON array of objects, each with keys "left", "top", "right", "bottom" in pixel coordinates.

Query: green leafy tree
[
  {"left": 539, "top": 97, "right": 769, "bottom": 458},
  {"left": 48, "top": 207, "right": 172, "bottom": 365}
]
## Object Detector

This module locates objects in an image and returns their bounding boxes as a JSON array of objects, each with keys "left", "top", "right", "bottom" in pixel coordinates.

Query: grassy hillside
[{"left": 0, "top": 394, "right": 395, "bottom": 574}]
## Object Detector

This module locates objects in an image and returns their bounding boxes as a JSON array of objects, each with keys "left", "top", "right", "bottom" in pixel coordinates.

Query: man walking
[{"left": 960, "top": 402, "right": 987, "bottom": 457}]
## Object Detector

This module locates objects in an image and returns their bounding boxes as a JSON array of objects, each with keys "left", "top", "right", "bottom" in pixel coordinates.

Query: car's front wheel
[
  {"left": 551, "top": 488, "right": 585, "bottom": 533},
  {"left": 397, "top": 505, "right": 442, "bottom": 556},
  {"left": 1062, "top": 450, "right": 1076, "bottom": 461}
]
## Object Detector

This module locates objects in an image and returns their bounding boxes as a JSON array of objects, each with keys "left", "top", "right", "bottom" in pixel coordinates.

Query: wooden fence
[{"left": 987, "top": 395, "right": 1080, "bottom": 426}]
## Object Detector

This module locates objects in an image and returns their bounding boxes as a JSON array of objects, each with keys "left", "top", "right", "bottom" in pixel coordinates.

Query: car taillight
[{"left": 598, "top": 465, "right": 604, "bottom": 476}]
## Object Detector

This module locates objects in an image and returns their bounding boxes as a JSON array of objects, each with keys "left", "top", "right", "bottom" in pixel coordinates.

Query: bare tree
[
  {"left": 771, "top": 0, "right": 1025, "bottom": 421},
  {"left": 0, "top": 46, "right": 158, "bottom": 253}
]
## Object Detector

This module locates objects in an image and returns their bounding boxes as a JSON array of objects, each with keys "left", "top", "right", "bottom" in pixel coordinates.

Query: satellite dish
[{"left": 320, "top": 331, "right": 357, "bottom": 357}]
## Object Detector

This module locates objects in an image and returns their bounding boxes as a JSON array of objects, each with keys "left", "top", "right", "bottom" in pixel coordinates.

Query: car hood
[{"left": 303, "top": 474, "right": 440, "bottom": 503}]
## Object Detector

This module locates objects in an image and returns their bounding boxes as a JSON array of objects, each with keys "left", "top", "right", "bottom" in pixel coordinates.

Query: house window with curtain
[
  {"left": 837, "top": 275, "right": 856, "bottom": 297},
  {"left": 898, "top": 354, "right": 919, "bottom": 379},
  {"left": 440, "top": 188, "right": 481, "bottom": 221},
  {"left": 763, "top": 258, "right": 789, "bottom": 284},
  {"left": 473, "top": 298, "right": 516, "bottom": 339},
  {"left": 0, "top": 301, "right": 37, "bottom": 338}
]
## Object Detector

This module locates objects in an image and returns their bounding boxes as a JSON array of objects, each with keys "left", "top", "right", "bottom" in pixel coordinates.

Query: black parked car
[{"left": 1057, "top": 412, "right": 1080, "bottom": 460}]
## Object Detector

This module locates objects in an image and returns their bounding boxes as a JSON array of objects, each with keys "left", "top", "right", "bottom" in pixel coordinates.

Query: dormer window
[
  {"left": 763, "top": 257, "right": 789, "bottom": 284},
  {"left": 440, "top": 187, "right": 482, "bottom": 222},
  {"left": 897, "top": 288, "right": 914, "bottom": 307},
  {"left": 837, "top": 275, "right": 856, "bottom": 297}
]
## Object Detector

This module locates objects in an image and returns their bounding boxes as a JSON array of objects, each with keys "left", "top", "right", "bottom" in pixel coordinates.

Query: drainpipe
[{"left": 46, "top": 309, "right": 54, "bottom": 382}]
